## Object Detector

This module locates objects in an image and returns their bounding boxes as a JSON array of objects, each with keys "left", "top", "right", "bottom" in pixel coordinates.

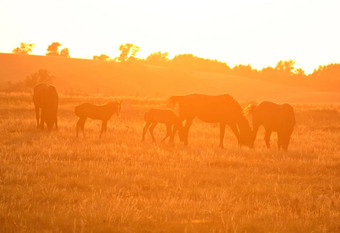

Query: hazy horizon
[{"left": 1, "top": 0, "right": 339, "bottom": 74}]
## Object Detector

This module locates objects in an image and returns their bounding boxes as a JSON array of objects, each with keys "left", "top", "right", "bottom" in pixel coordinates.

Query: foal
[
  {"left": 75, "top": 101, "right": 121, "bottom": 137},
  {"left": 142, "top": 109, "right": 183, "bottom": 143}
]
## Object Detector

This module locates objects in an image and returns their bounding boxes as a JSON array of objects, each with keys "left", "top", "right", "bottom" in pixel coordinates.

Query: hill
[{"left": 0, "top": 53, "right": 339, "bottom": 103}]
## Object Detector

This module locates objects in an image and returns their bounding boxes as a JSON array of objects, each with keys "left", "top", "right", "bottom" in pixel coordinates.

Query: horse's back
[
  {"left": 75, "top": 103, "right": 117, "bottom": 120},
  {"left": 254, "top": 101, "right": 295, "bottom": 132},
  {"left": 175, "top": 94, "right": 242, "bottom": 122},
  {"left": 75, "top": 103, "right": 95, "bottom": 118},
  {"left": 144, "top": 109, "right": 178, "bottom": 123},
  {"left": 33, "top": 83, "right": 58, "bottom": 108}
]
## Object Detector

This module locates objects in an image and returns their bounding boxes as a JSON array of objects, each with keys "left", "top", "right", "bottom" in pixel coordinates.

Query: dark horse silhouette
[
  {"left": 142, "top": 109, "right": 184, "bottom": 143},
  {"left": 246, "top": 101, "right": 295, "bottom": 151},
  {"left": 75, "top": 102, "right": 121, "bottom": 137},
  {"left": 168, "top": 94, "right": 252, "bottom": 148},
  {"left": 33, "top": 83, "right": 58, "bottom": 131}
]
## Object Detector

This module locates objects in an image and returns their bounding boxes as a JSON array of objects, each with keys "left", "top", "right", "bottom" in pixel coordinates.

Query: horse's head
[
  {"left": 243, "top": 103, "right": 257, "bottom": 116},
  {"left": 116, "top": 100, "right": 122, "bottom": 116},
  {"left": 108, "top": 101, "right": 122, "bottom": 116},
  {"left": 41, "top": 108, "right": 56, "bottom": 132},
  {"left": 167, "top": 96, "right": 180, "bottom": 109},
  {"left": 238, "top": 116, "right": 253, "bottom": 148}
]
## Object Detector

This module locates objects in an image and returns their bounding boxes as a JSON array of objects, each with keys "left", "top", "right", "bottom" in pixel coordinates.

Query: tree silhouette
[
  {"left": 46, "top": 42, "right": 70, "bottom": 57},
  {"left": 46, "top": 42, "right": 62, "bottom": 56},
  {"left": 171, "top": 54, "right": 230, "bottom": 73},
  {"left": 294, "top": 68, "right": 305, "bottom": 78},
  {"left": 24, "top": 69, "right": 55, "bottom": 88},
  {"left": 275, "top": 60, "right": 295, "bottom": 74},
  {"left": 12, "top": 43, "right": 35, "bottom": 55},
  {"left": 93, "top": 54, "right": 110, "bottom": 61},
  {"left": 60, "top": 48, "right": 70, "bottom": 58},
  {"left": 232, "top": 64, "right": 258, "bottom": 77},
  {"left": 117, "top": 43, "right": 140, "bottom": 62},
  {"left": 146, "top": 52, "right": 169, "bottom": 65}
]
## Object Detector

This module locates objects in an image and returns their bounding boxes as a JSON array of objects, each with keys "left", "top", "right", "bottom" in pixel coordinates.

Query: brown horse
[
  {"left": 75, "top": 101, "right": 121, "bottom": 137},
  {"left": 142, "top": 109, "right": 184, "bottom": 143},
  {"left": 33, "top": 83, "right": 58, "bottom": 131},
  {"left": 246, "top": 101, "right": 295, "bottom": 150},
  {"left": 168, "top": 94, "right": 252, "bottom": 148}
]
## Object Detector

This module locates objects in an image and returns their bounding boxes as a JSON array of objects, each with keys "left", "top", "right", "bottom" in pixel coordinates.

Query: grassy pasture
[{"left": 0, "top": 92, "right": 339, "bottom": 233}]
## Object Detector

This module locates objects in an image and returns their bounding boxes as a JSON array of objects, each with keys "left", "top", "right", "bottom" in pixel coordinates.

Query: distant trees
[
  {"left": 46, "top": 42, "right": 70, "bottom": 57},
  {"left": 275, "top": 60, "right": 295, "bottom": 75},
  {"left": 24, "top": 69, "right": 55, "bottom": 88},
  {"left": 145, "top": 52, "right": 169, "bottom": 66},
  {"left": 171, "top": 54, "right": 230, "bottom": 73},
  {"left": 12, "top": 43, "right": 35, "bottom": 55},
  {"left": 93, "top": 54, "right": 110, "bottom": 61},
  {"left": 117, "top": 43, "right": 140, "bottom": 62},
  {"left": 60, "top": 48, "right": 70, "bottom": 58},
  {"left": 7, "top": 41, "right": 340, "bottom": 93},
  {"left": 46, "top": 42, "right": 61, "bottom": 56}
]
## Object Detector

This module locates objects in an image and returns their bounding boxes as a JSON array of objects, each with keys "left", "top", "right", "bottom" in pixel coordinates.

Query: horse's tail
[{"left": 243, "top": 103, "right": 257, "bottom": 116}]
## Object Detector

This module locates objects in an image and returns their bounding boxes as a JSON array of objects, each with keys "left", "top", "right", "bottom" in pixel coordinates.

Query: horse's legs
[
  {"left": 281, "top": 132, "right": 291, "bottom": 151},
  {"left": 183, "top": 118, "right": 193, "bottom": 146},
  {"left": 149, "top": 122, "right": 157, "bottom": 142},
  {"left": 76, "top": 117, "right": 86, "bottom": 137},
  {"left": 161, "top": 124, "right": 172, "bottom": 142},
  {"left": 142, "top": 121, "right": 151, "bottom": 142},
  {"left": 169, "top": 124, "right": 177, "bottom": 143},
  {"left": 100, "top": 120, "right": 108, "bottom": 138},
  {"left": 35, "top": 105, "right": 40, "bottom": 129},
  {"left": 81, "top": 118, "right": 86, "bottom": 137},
  {"left": 54, "top": 116, "right": 58, "bottom": 130},
  {"left": 76, "top": 118, "right": 83, "bottom": 137},
  {"left": 277, "top": 132, "right": 283, "bottom": 150},
  {"left": 252, "top": 122, "right": 260, "bottom": 147},
  {"left": 40, "top": 112, "right": 45, "bottom": 130},
  {"left": 228, "top": 123, "right": 241, "bottom": 146},
  {"left": 264, "top": 130, "right": 272, "bottom": 148},
  {"left": 219, "top": 123, "right": 226, "bottom": 148}
]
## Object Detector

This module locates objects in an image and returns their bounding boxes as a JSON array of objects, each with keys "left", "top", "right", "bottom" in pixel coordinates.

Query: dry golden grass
[{"left": 0, "top": 92, "right": 339, "bottom": 233}]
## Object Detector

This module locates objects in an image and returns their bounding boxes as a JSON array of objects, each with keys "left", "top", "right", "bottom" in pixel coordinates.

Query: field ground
[{"left": 0, "top": 93, "right": 339, "bottom": 232}]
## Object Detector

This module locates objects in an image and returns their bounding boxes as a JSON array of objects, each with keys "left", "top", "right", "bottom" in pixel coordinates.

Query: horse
[
  {"left": 142, "top": 109, "right": 184, "bottom": 143},
  {"left": 168, "top": 94, "right": 252, "bottom": 148},
  {"left": 33, "top": 83, "right": 58, "bottom": 131},
  {"left": 75, "top": 101, "right": 121, "bottom": 137},
  {"left": 245, "top": 101, "right": 295, "bottom": 151}
]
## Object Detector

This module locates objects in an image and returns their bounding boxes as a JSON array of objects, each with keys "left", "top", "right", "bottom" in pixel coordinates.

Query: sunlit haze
[{"left": 1, "top": 0, "right": 339, "bottom": 73}]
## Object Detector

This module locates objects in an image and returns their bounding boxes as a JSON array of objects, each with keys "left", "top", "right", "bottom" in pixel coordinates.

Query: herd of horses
[{"left": 33, "top": 83, "right": 296, "bottom": 151}]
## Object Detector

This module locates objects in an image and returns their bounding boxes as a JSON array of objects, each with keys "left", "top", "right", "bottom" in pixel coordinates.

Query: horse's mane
[
  {"left": 243, "top": 103, "right": 257, "bottom": 116},
  {"left": 167, "top": 96, "right": 181, "bottom": 108}
]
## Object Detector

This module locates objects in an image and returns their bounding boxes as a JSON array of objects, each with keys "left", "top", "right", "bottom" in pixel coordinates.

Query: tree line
[
  {"left": 12, "top": 42, "right": 70, "bottom": 58},
  {"left": 11, "top": 42, "right": 340, "bottom": 92}
]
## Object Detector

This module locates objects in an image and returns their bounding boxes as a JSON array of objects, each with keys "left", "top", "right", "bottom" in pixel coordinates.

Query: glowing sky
[{"left": 1, "top": 0, "right": 339, "bottom": 73}]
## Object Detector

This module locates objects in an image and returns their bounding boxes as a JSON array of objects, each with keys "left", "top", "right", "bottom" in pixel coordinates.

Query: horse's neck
[{"left": 238, "top": 115, "right": 250, "bottom": 131}]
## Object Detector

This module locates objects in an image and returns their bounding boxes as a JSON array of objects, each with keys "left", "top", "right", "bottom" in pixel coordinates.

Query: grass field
[{"left": 0, "top": 92, "right": 339, "bottom": 233}]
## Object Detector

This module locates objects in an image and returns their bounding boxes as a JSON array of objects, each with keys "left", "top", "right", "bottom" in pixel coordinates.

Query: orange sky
[{"left": 1, "top": 0, "right": 339, "bottom": 73}]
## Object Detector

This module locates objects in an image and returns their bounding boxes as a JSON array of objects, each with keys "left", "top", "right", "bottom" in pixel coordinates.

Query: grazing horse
[
  {"left": 246, "top": 101, "right": 295, "bottom": 150},
  {"left": 75, "top": 101, "right": 121, "bottom": 137},
  {"left": 142, "top": 109, "right": 184, "bottom": 143},
  {"left": 33, "top": 83, "right": 58, "bottom": 131},
  {"left": 168, "top": 94, "right": 252, "bottom": 148}
]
